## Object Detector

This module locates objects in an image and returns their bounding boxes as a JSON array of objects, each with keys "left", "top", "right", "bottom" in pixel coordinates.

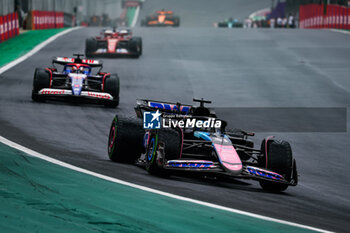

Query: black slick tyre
[
  {"left": 146, "top": 128, "right": 181, "bottom": 175},
  {"left": 85, "top": 37, "right": 98, "bottom": 58},
  {"left": 130, "top": 37, "right": 142, "bottom": 57},
  {"left": 258, "top": 139, "right": 294, "bottom": 192},
  {"left": 104, "top": 74, "right": 120, "bottom": 108},
  {"left": 174, "top": 16, "right": 180, "bottom": 27},
  {"left": 32, "top": 68, "right": 50, "bottom": 102},
  {"left": 108, "top": 115, "right": 144, "bottom": 163}
]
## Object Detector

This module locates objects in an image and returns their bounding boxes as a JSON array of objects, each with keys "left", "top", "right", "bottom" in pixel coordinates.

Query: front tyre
[
  {"left": 104, "top": 74, "right": 120, "bottom": 108},
  {"left": 258, "top": 139, "right": 294, "bottom": 192},
  {"left": 146, "top": 128, "right": 181, "bottom": 175},
  {"left": 32, "top": 68, "right": 50, "bottom": 102},
  {"left": 130, "top": 37, "right": 142, "bottom": 57},
  {"left": 85, "top": 37, "right": 98, "bottom": 58},
  {"left": 173, "top": 16, "right": 180, "bottom": 27},
  {"left": 108, "top": 115, "right": 144, "bottom": 163}
]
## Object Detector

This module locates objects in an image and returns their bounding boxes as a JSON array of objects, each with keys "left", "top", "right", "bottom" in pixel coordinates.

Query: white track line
[
  {"left": 0, "top": 136, "right": 333, "bottom": 233},
  {"left": 0, "top": 27, "right": 81, "bottom": 74},
  {"left": 329, "top": 29, "right": 350, "bottom": 35},
  {"left": 131, "top": 6, "right": 140, "bottom": 28},
  {"left": 0, "top": 25, "right": 333, "bottom": 233}
]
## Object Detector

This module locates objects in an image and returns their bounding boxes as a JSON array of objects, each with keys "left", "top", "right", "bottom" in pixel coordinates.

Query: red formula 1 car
[
  {"left": 141, "top": 10, "right": 180, "bottom": 27},
  {"left": 85, "top": 28, "right": 142, "bottom": 58},
  {"left": 31, "top": 54, "right": 120, "bottom": 108}
]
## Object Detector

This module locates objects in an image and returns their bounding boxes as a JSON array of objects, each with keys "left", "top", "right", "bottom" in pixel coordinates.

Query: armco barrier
[
  {"left": 31, "top": 11, "right": 64, "bottom": 30},
  {"left": 300, "top": 4, "right": 350, "bottom": 29},
  {"left": 0, "top": 12, "right": 19, "bottom": 43}
]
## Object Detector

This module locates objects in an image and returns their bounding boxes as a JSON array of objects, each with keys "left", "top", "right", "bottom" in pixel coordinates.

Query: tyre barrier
[
  {"left": 30, "top": 11, "right": 64, "bottom": 30},
  {"left": 300, "top": 4, "right": 350, "bottom": 29},
  {"left": 0, "top": 12, "right": 19, "bottom": 43}
]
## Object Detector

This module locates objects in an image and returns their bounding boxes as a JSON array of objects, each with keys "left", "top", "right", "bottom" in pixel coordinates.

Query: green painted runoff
[
  {"left": 126, "top": 7, "right": 137, "bottom": 27},
  {"left": 0, "top": 28, "right": 67, "bottom": 67},
  {"left": 0, "top": 142, "right": 319, "bottom": 233}
]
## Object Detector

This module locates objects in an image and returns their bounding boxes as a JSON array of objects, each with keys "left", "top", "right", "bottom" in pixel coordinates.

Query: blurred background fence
[
  {"left": 0, "top": 0, "right": 124, "bottom": 29},
  {"left": 248, "top": 0, "right": 349, "bottom": 28},
  {"left": 0, "top": 0, "right": 145, "bottom": 43},
  {"left": 285, "top": 0, "right": 349, "bottom": 16}
]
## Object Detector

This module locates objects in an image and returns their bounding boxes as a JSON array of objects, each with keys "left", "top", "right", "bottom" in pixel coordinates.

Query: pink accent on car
[
  {"left": 107, "top": 39, "right": 119, "bottom": 53},
  {"left": 109, "top": 126, "right": 115, "bottom": 149},
  {"left": 213, "top": 144, "right": 242, "bottom": 173},
  {"left": 168, "top": 160, "right": 213, "bottom": 163},
  {"left": 145, "top": 132, "right": 150, "bottom": 148}
]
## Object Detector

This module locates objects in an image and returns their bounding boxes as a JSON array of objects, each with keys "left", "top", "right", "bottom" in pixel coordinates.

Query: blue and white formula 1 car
[
  {"left": 108, "top": 98, "right": 298, "bottom": 192},
  {"left": 31, "top": 54, "right": 119, "bottom": 108}
]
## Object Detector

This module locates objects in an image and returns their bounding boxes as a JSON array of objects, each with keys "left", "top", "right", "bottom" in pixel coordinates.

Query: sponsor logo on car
[
  {"left": 143, "top": 110, "right": 222, "bottom": 129},
  {"left": 56, "top": 57, "right": 75, "bottom": 62},
  {"left": 40, "top": 90, "right": 65, "bottom": 95},
  {"left": 87, "top": 92, "right": 111, "bottom": 99},
  {"left": 162, "top": 117, "right": 221, "bottom": 128},
  {"left": 143, "top": 110, "right": 162, "bottom": 129},
  {"left": 82, "top": 59, "right": 99, "bottom": 64}
]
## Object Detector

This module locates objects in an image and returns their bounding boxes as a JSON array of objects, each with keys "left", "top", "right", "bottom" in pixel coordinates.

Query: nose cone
[
  {"left": 213, "top": 144, "right": 243, "bottom": 175},
  {"left": 158, "top": 15, "right": 166, "bottom": 23},
  {"left": 69, "top": 73, "right": 86, "bottom": 96}
]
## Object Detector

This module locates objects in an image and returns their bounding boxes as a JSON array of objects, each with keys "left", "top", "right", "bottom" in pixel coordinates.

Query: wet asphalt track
[{"left": 1, "top": 0, "right": 350, "bottom": 232}]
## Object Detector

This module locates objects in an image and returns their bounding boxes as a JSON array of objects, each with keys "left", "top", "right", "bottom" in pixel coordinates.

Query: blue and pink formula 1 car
[
  {"left": 108, "top": 99, "right": 298, "bottom": 192},
  {"left": 31, "top": 54, "right": 120, "bottom": 108}
]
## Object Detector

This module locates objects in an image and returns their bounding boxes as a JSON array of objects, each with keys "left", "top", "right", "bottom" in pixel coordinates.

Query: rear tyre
[
  {"left": 258, "top": 139, "right": 294, "bottom": 192},
  {"left": 130, "top": 37, "right": 142, "bottom": 57},
  {"left": 146, "top": 128, "right": 181, "bottom": 175},
  {"left": 108, "top": 115, "right": 144, "bottom": 163},
  {"left": 104, "top": 74, "right": 120, "bottom": 108},
  {"left": 85, "top": 37, "right": 98, "bottom": 58},
  {"left": 144, "top": 17, "right": 152, "bottom": 27},
  {"left": 173, "top": 16, "right": 180, "bottom": 27},
  {"left": 32, "top": 68, "right": 50, "bottom": 102},
  {"left": 217, "top": 22, "right": 228, "bottom": 28}
]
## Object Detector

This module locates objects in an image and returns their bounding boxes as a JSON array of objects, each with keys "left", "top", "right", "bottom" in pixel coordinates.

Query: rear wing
[
  {"left": 52, "top": 57, "right": 103, "bottom": 67},
  {"left": 134, "top": 99, "right": 192, "bottom": 118},
  {"left": 156, "top": 10, "right": 173, "bottom": 15}
]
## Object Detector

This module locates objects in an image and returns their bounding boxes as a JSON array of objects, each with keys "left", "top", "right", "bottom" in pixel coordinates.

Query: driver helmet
[
  {"left": 79, "top": 66, "right": 85, "bottom": 74},
  {"left": 71, "top": 66, "right": 77, "bottom": 73}
]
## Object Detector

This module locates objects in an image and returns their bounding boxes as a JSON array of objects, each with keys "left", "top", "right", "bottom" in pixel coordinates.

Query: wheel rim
[
  {"left": 108, "top": 121, "right": 117, "bottom": 154},
  {"left": 147, "top": 137, "right": 156, "bottom": 161}
]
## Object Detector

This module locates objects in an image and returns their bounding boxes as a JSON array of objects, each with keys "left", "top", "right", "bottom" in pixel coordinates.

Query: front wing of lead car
[
  {"left": 161, "top": 159, "right": 296, "bottom": 185},
  {"left": 156, "top": 131, "right": 296, "bottom": 186}
]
